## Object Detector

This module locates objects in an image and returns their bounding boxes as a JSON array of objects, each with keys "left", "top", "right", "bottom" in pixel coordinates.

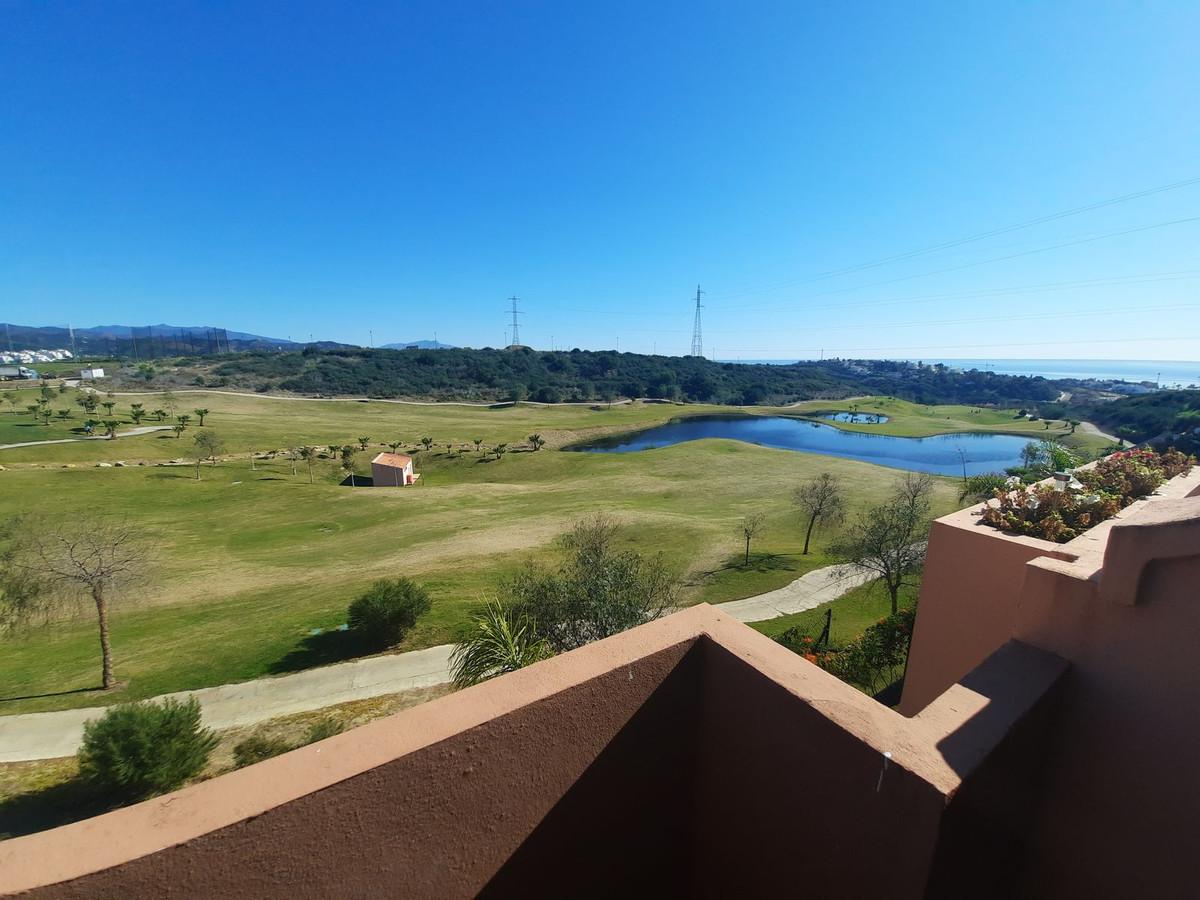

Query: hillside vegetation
[{"left": 105, "top": 347, "right": 1065, "bottom": 407}]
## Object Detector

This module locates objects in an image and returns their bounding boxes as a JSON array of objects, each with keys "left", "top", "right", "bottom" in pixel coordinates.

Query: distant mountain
[
  {"left": 1, "top": 323, "right": 297, "bottom": 356},
  {"left": 381, "top": 339, "right": 457, "bottom": 350}
]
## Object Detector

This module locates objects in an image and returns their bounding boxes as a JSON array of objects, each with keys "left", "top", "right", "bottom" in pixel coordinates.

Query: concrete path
[
  {"left": 0, "top": 563, "right": 871, "bottom": 762},
  {"left": 1079, "top": 421, "right": 1121, "bottom": 444},
  {"left": 715, "top": 563, "right": 876, "bottom": 622},
  {"left": 0, "top": 645, "right": 454, "bottom": 763},
  {"left": 0, "top": 425, "right": 172, "bottom": 451}
]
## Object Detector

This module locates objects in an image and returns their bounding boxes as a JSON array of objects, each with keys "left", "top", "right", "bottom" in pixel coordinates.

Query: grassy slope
[
  {"left": 1, "top": 390, "right": 1077, "bottom": 715},
  {"left": 0, "top": 398, "right": 961, "bottom": 713}
]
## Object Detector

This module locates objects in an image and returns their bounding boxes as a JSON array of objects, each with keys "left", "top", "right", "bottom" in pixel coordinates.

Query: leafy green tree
[
  {"left": 794, "top": 472, "right": 846, "bottom": 555},
  {"left": 528, "top": 433, "right": 545, "bottom": 451},
  {"left": 834, "top": 474, "right": 933, "bottom": 614},
  {"left": 56, "top": 408, "right": 70, "bottom": 420},
  {"left": 358, "top": 436, "right": 370, "bottom": 450},
  {"left": 193, "top": 408, "right": 209, "bottom": 426},
  {"left": 25, "top": 404, "right": 38, "bottom": 420},
  {"left": 450, "top": 601, "right": 550, "bottom": 686},
  {"left": 347, "top": 578, "right": 432, "bottom": 650},
  {"left": 79, "top": 697, "right": 217, "bottom": 799},
  {"left": 172, "top": 423, "right": 185, "bottom": 439},
  {"left": 101, "top": 401, "right": 116, "bottom": 416},
  {"left": 473, "top": 438, "right": 484, "bottom": 452},
  {"left": 130, "top": 407, "right": 145, "bottom": 425},
  {"left": 388, "top": 440, "right": 402, "bottom": 454},
  {"left": 176, "top": 413, "right": 191, "bottom": 427},
  {"left": 420, "top": 436, "right": 434, "bottom": 451},
  {"left": 103, "top": 418, "right": 119, "bottom": 438},
  {"left": 505, "top": 514, "right": 677, "bottom": 653},
  {"left": 152, "top": 408, "right": 167, "bottom": 422},
  {"left": 493, "top": 443, "right": 508, "bottom": 460},
  {"left": 2, "top": 391, "right": 17, "bottom": 413}
]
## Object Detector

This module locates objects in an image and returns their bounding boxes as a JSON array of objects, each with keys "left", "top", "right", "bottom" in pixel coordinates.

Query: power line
[{"left": 707, "top": 174, "right": 1200, "bottom": 302}]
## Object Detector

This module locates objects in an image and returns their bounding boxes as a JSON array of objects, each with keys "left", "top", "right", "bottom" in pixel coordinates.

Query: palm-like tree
[
  {"left": 298, "top": 446, "right": 316, "bottom": 483},
  {"left": 172, "top": 424, "right": 185, "bottom": 439},
  {"left": 420, "top": 436, "right": 434, "bottom": 451},
  {"left": 388, "top": 440, "right": 402, "bottom": 455},
  {"left": 130, "top": 408, "right": 145, "bottom": 425},
  {"left": 449, "top": 602, "right": 550, "bottom": 687},
  {"left": 528, "top": 433, "right": 545, "bottom": 451},
  {"left": 473, "top": 438, "right": 484, "bottom": 452},
  {"left": 357, "top": 436, "right": 370, "bottom": 450},
  {"left": 103, "top": 419, "right": 119, "bottom": 439},
  {"left": 177, "top": 414, "right": 191, "bottom": 428},
  {"left": 493, "top": 443, "right": 508, "bottom": 460},
  {"left": 193, "top": 408, "right": 209, "bottom": 426},
  {"left": 152, "top": 408, "right": 167, "bottom": 422}
]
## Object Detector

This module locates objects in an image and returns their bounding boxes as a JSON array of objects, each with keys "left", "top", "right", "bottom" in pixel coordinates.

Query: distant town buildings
[{"left": 0, "top": 347, "right": 73, "bottom": 365}]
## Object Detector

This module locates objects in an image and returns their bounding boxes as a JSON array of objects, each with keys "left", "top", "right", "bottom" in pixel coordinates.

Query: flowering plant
[{"left": 980, "top": 447, "right": 1193, "bottom": 543}]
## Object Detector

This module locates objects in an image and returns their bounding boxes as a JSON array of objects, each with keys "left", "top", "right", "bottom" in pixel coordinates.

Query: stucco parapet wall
[{"left": 0, "top": 606, "right": 1068, "bottom": 897}]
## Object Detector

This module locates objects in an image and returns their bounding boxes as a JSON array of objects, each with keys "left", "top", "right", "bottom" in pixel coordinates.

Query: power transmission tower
[
  {"left": 690, "top": 284, "right": 705, "bottom": 357},
  {"left": 507, "top": 296, "right": 523, "bottom": 347}
]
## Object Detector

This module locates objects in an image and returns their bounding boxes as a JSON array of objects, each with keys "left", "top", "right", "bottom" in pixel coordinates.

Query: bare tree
[
  {"left": 737, "top": 513, "right": 766, "bottom": 566},
  {"left": 298, "top": 446, "right": 316, "bottom": 483},
  {"left": 193, "top": 430, "right": 225, "bottom": 480},
  {"left": 2, "top": 517, "right": 149, "bottom": 689},
  {"left": 793, "top": 472, "right": 846, "bottom": 555},
  {"left": 834, "top": 473, "right": 933, "bottom": 614}
]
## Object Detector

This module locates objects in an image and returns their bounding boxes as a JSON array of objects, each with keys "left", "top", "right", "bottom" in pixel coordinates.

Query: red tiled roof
[{"left": 371, "top": 451, "right": 413, "bottom": 468}]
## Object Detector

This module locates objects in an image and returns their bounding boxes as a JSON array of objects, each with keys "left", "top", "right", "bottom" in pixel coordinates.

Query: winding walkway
[
  {"left": 0, "top": 562, "right": 873, "bottom": 762},
  {"left": 0, "top": 425, "right": 173, "bottom": 451}
]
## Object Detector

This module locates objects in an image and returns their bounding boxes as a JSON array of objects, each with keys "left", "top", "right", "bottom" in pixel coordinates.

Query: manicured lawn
[
  {"left": 0, "top": 398, "right": 962, "bottom": 714},
  {"left": 749, "top": 579, "right": 919, "bottom": 643}
]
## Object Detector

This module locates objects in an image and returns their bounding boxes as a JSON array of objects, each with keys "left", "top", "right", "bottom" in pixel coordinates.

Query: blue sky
[{"left": 2, "top": 1, "right": 1198, "bottom": 360}]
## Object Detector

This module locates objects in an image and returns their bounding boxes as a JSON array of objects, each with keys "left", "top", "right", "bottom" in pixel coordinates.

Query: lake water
[{"left": 570, "top": 415, "right": 1030, "bottom": 476}]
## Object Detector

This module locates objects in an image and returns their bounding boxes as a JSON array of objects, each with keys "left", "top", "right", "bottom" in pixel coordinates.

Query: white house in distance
[
  {"left": 80, "top": 367, "right": 105, "bottom": 380},
  {"left": 371, "top": 451, "right": 419, "bottom": 486}
]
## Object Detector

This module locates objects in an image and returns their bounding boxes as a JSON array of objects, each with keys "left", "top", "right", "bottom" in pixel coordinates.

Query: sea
[{"left": 721, "top": 358, "right": 1200, "bottom": 388}]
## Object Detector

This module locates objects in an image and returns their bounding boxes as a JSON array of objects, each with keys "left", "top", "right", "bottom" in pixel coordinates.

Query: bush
[
  {"left": 302, "top": 717, "right": 344, "bottom": 745},
  {"left": 233, "top": 735, "right": 292, "bottom": 768},
  {"left": 776, "top": 608, "right": 916, "bottom": 697},
  {"left": 79, "top": 697, "right": 218, "bottom": 799},
  {"left": 982, "top": 447, "right": 1195, "bottom": 543},
  {"left": 347, "top": 578, "right": 432, "bottom": 650}
]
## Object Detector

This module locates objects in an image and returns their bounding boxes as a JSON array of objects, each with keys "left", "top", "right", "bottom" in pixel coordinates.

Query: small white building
[
  {"left": 80, "top": 368, "right": 105, "bottom": 380},
  {"left": 371, "top": 451, "right": 418, "bottom": 486}
]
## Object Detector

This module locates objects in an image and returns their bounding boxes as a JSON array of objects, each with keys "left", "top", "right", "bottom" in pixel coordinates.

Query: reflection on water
[{"left": 569, "top": 415, "right": 1028, "bottom": 476}]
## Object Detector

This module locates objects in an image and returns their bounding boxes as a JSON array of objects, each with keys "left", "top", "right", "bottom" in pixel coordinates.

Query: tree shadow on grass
[
  {"left": 268, "top": 629, "right": 364, "bottom": 675},
  {"left": 0, "top": 685, "right": 102, "bottom": 705},
  {"left": 338, "top": 474, "right": 375, "bottom": 487},
  {"left": 693, "top": 552, "right": 800, "bottom": 580}
]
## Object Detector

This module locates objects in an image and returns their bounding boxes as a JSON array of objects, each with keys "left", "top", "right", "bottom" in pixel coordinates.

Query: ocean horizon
[{"left": 719, "top": 358, "right": 1200, "bottom": 387}]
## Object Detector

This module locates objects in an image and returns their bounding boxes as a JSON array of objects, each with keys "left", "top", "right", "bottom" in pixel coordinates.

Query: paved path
[
  {"left": 0, "top": 645, "right": 454, "bottom": 763},
  {"left": 0, "top": 563, "right": 870, "bottom": 762},
  {"left": 1079, "top": 421, "right": 1121, "bottom": 444},
  {"left": 0, "top": 425, "right": 172, "bottom": 451}
]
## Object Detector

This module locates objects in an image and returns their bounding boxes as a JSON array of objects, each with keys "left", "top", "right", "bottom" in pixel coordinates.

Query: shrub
[
  {"left": 302, "top": 717, "right": 344, "bottom": 745},
  {"left": 233, "top": 735, "right": 292, "bottom": 768},
  {"left": 981, "top": 447, "right": 1194, "bottom": 543},
  {"left": 79, "top": 697, "right": 218, "bottom": 799},
  {"left": 776, "top": 608, "right": 916, "bottom": 697},
  {"left": 347, "top": 578, "right": 432, "bottom": 650}
]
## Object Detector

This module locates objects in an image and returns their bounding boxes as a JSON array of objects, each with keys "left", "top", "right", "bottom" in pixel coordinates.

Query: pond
[
  {"left": 819, "top": 412, "right": 890, "bottom": 424},
  {"left": 568, "top": 415, "right": 1030, "bottom": 476}
]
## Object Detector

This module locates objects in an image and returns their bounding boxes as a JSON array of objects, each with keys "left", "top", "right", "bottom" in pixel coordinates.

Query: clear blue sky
[{"left": 2, "top": 1, "right": 1198, "bottom": 360}]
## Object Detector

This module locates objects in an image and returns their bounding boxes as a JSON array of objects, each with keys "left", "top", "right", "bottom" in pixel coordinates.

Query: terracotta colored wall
[
  {"left": 1013, "top": 554, "right": 1200, "bottom": 899},
  {"left": 900, "top": 515, "right": 1061, "bottom": 715},
  {"left": 22, "top": 642, "right": 697, "bottom": 899},
  {"left": 690, "top": 639, "right": 949, "bottom": 900}
]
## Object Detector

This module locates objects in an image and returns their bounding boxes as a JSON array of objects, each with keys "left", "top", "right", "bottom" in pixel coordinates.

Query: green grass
[
  {"left": 749, "top": 579, "right": 919, "bottom": 642},
  {"left": 0, "top": 391, "right": 1060, "bottom": 715}
]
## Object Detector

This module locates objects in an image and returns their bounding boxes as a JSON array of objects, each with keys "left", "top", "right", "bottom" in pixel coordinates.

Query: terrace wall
[
  {"left": 901, "top": 468, "right": 1200, "bottom": 898},
  {"left": 0, "top": 608, "right": 1068, "bottom": 899}
]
